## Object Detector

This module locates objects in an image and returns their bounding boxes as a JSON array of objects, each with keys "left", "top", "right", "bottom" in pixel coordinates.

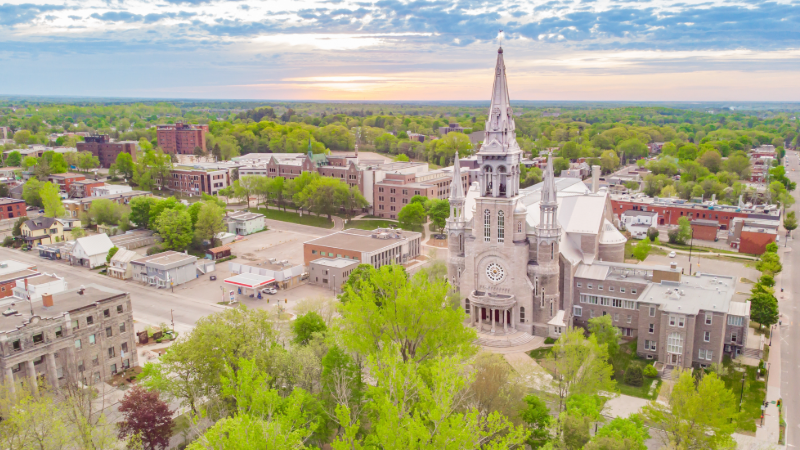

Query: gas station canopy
[{"left": 223, "top": 273, "right": 276, "bottom": 289}]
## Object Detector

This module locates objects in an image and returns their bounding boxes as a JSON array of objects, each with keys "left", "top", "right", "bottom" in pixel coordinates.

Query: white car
[
  {"left": 261, "top": 287, "right": 277, "bottom": 295},
  {"left": 669, "top": 251, "right": 677, "bottom": 258}
]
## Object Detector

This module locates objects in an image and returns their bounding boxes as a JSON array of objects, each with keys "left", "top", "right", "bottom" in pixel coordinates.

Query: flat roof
[
  {"left": 147, "top": 252, "right": 197, "bottom": 266},
  {"left": 305, "top": 228, "right": 422, "bottom": 253},
  {"left": 23, "top": 274, "right": 62, "bottom": 286},
  {"left": 691, "top": 219, "right": 720, "bottom": 227},
  {"left": 0, "top": 269, "right": 39, "bottom": 284},
  {"left": 0, "top": 260, "right": 36, "bottom": 277},
  {"left": 224, "top": 273, "right": 275, "bottom": 289},
  {"left": 639, "top": 273, "right": 739, "bottom": 315},
  {"left": 311, "top": 257, "right": 360, "bottom": 269}
]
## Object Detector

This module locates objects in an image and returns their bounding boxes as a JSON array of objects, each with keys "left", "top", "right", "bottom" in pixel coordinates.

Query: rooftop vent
[
  {"left": 0, "top": 263, "right": 7, "bottom": 269},
  {"left": 2, "top": 307, "right": 18, "bottom": 317}
]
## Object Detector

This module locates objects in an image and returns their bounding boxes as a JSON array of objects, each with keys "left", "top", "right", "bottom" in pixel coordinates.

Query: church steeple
[
  {"left": 449, "top": 151, "right": 464, "bottom": 204},
  {"left": 537, "top": 155, "right": 561, "bottom": 239}
]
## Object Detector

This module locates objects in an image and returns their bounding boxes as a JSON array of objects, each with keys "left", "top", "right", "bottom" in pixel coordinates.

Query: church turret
[{"left": 447, "top": 152, "right": 467, "bottom": 282}]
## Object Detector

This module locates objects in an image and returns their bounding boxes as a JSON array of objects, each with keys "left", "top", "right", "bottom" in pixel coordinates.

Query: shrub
[
  {"left": 647, "top": 227, "right": 659, "bottom": 242},
  {"left": 624, "top": 365, "right": 644, "bottom": 386},
  {"left": 643, "top": 365, "right": 658, "bottom": 378},
  {"left": 146, "top": 245, "right": 163, "bottom": 256},
  {"left": 2, "top": 236, "right": 13, "bottom": 247},
  {"left": 544, "top": 337, "right": 557, "bottom": 345}
]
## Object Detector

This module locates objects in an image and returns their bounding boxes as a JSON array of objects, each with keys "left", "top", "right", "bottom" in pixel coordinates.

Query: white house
[
  {"left": 226, "top": 211, "right": 266, "bottom": 236},
  {"left": 108, "top": 248, "right": 139, "bottom": 280},
  {"left": 92, "top": 184, "right": 132, "bottom": 197},
  {"left": 70, "top": 234, "right": 115, "bottom": 268},
  {"left": 621, "top": 210, "right": 659, "bottom": 239},
  {"left": 12, "top": 273, "right": 67, "bottom": 301}
]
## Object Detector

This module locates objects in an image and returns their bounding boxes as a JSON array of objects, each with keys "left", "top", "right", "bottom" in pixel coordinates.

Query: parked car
[
  {"left": 261, "top": 287, "right": 277, "bottom": 295},
  {"left": 26, "top": 206, "right": 36, "bottom": 211},
  {"left": 669, "top": 251, "right": 676, "bottom": 258}
]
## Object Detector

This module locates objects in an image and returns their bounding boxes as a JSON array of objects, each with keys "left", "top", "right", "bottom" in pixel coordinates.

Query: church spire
[
  {"left": 449, "top": 151, "right": 464, "bottom": 201},
  {"left": 480, "top": 47, "right": 520, "bottom": 154},
  {"left": 541, "top": 155, "right": 558, "bottom": 205}
]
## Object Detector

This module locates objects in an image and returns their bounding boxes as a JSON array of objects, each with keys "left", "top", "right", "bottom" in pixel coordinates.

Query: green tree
[
  {"left": 155, "top": 209, "right": 193, "bottom": 250},
  {"left": 750, "top": 292, "right": 779, "bottom": 329},
  {"left": 5, "top": 150, "right": 22, "bottom": 167},
  {"left": 585, "top": 415, "right": 650, "bottom": 450},
  {"left": 520, "top": 395, "right": 552, "bottom": 449},
  {"left": 292, "top": 311, "right": 327, "bottom": 345},
  {"left": 631, "top": 237, "right": 652, "bottom": 262},
  {"left": 22, "top": 178, "right": 43, "bottom": 207},
  {"left": 756, "top": 251, "right": 782, "bottom": 276},
  {"left": 624, "top": 365, "right": 644, "bottom": 387},
  {"left": 193, "top": 201, "right": 226, "bottom": 247},
  {"left": 77, "top": 151, "right": 100, "bottom": 172},
  {"left": 89, "top": 198, "right": 124, "bottom": 225},
  {"left": 129, "top": 196, "right": 157, "bottom": 228},
  {"left": 106, "top": 246, "right": 119, "bottom": 263},
  {"left": 397, "top": 202, "right": 426, "bottom": 229},
  {"left": 643, "top": 369, "right": 737, "bottom": 450},
  {"left": 784, "top": 210, "right": 797, "bottom": 236},
  {"left": 668, "top": 216, "right": 693, "bottom": 245},
  {"left": 115, "top": 152, "right": 134, "bottom": 179},
  {"left": 339, "top": 264, "right": 477, "bottom": 363},
  {"left": 427, "top": 199, "right": 450, "bottom": 233},
  {"left": 588, "top": 315, "right": 620, "bottom": 359},
  {"left": 13, "top": 129, "right": 31, "bottom": 145},
  {"left": 41, "top": 181, "right": 65, "bottom": 218},
  {"left": 12, "top": 216, "right": 26, "bottom": 237}
]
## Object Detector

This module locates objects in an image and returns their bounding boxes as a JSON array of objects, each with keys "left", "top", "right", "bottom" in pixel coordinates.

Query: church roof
[{"left": 599, "top": 219, "right": 627, "bottom": 245}]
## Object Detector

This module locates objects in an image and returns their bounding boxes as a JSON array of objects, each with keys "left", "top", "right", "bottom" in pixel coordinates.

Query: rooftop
[
  {"left": 0, "top": 197, "right": 24, "bottom": 205},
  {"left": 63, "top": 190, "right": 150, "bottom": 205},
  {"left": 691, "top": 219, "right": 720, "bottom": 227},
  {"left": 144, "top": 251, "right": 197, "bottom": 267},
  {"left": 305, "top": 228, "right": 422, "bottom": 253},
  {"left": 621, "top": 210, "right": 657, "bottom": 218},
  {"left": 227, "top": 211, "right": 264, "bottom": 221},
  {"left": 312, "top": 257, "right": 361, "bottom": 269},
  {"left": 639, "top": 273, "right": 742, "bottom": 315},
  {"left": 22, "top": 273, "right": 62, "bottom": 286},
  {"left": 0, "top": 260, "right": 37, "bottom": 277},
  {"left": 0, "top": 269, "right": 38, "bottom": 284}
]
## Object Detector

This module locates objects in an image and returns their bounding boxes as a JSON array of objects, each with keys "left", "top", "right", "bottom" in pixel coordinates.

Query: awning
[{"left": 224, "top": 273, "right": 276, "bottom": 289}]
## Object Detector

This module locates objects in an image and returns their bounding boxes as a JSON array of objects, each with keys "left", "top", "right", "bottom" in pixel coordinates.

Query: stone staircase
[{"left": 475, "top": 331, "right": 541, "bottom": 348}]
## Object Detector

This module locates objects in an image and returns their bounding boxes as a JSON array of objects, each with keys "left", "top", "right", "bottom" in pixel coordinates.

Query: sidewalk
[{"left": 754, "top": 324, "right": 781, "bottom": 447}]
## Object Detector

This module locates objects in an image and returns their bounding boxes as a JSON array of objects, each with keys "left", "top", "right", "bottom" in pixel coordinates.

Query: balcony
[{"left": 471, "top": 290, "right": 516, "bottom": 308}]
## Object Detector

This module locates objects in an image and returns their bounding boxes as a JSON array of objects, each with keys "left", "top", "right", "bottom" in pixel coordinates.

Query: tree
[
  {"left": 41, "top": 181, "right": 65, "bottom": 218},
  {"left": 129, "top": 196, "right": 157, "bottom": 228},
  {"left": 193, "top": 201, "right": 226, "bottom": 247},
  {"left": 588, "top": 315, "right": 620, "bottom": 359},
  {"left": 547, "top": 329, "right": 616, "bottom": 416},
  {"left": 397, "top": 202, "right": 426, "bottom": 229},
  {"left": 646, "top": 227, "right": 659, "bottom": 242},
  {"left": 155, "top": 209, "right": 193, "bottom": 250},
  {"left": 12, "top": 216, "right": 25, "bottom": 237},
  {"left": 5, "top": 150, "right": 21, "bottom": 167},
  {"left": 118, "top": 386, "right": 174, "bottom": 450},
  {"left": 784, "top": 210, "right": 797, "bottom": 236},
  {"left": 89, "top": 198, "right": 124, "bottom": 225},
  {"left": 585, "top": 415, "right": 650, "bottom": 450},
  {"left": 756, "top": 251, "right": 782, "bottom": 275},
  {"left": 643, "top": 369, "right": 737, "bottom": 450},
  {"left": 631, "top": 237, "right": 652, "bottom": 262},
  {"left": 77, "top": 151, "right": 100, "bottom": 172},
  {"left": 292, "top": 311, "right": 327, "bottom": 345},
  {"left": 428, "top": 199, "right": 450, "bottom": 233},
  {"left": 115, "top": 152, "right": 134, "bottom": 179},
  {"left": 13, "top": 129, "right": 31, "bottom": 145},
  {"left": 339, "top": 264, "right": 477, "bottom": 363},
  {"left": 750, "top": 292, "right": 779, "bottom": 329},
  {"left": 698, "top": 150, "right": 723, "bottom": 173},
  {"left": 624, "top": 365, "right": 644, "bottom": 387},
  {"left": 520, "top": 394, "right": 552, "bottom": 449},
  {"left": 668, "top": 216, "right": 692, "bottom": 245},
  {"left": 106, "top": 246, "right": 119, "bottom": 263},
  {"left": 193, "top": 146, "right": 205, "bottom": 158}
]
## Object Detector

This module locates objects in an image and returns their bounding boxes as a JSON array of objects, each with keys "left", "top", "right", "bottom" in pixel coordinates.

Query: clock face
[{"left": 486, "top": 262, "right": 505, "bottom": 283}]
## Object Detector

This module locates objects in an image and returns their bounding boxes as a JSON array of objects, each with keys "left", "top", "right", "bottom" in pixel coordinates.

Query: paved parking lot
[{"left": 227, "top": 228, "right": 313, "bottom": 266}]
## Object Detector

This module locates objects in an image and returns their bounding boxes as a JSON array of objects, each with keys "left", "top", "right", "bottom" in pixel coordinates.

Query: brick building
[
  {"left": 303, "top": 228, "right": 422, "bottom": 268},
  {"left": 373, "top": 169, "right": 468, "bottom": 219},
  {"left": 728, "top": 218, "right": 778, "bottom": 254},
  {"left": 157, "top": 123, "right": 209, "bottom": 155},
  {"left": 76, "top": 135, "right": 137, "bottom": 169},
  {"left": 0, "top": 198, "right": 27, "bottom": 220},
  {"left": 48, "top": 173, "right": 86, "bottom": 193},
  {"left": 63, "top": 191, "right": 152, "bottom": 218},
  {"left": 0, "top": 285, "right": 139, "bottom": 393},
  {"left": 168, "top": 167, "right": 230, "bottom": 196},
  {"left": 0, "top": 260, "right": 38, "bottom": 299},
  {"left": 69, "top": 180, "right": 105, "bottom": 198},
  {"left": 690, "top": 219, "right": 721, "bottom": 241}
]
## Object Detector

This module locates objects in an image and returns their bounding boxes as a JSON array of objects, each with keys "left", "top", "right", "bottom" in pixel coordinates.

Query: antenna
[{"left": 498, "top": 29, "right": 504, "bottom": 47}]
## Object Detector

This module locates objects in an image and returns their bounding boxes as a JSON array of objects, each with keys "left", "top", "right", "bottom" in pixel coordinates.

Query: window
[
  {"left": 550, "top": 301, "right": 554, "bottom": 317},
  {"left": 728, "top": 316, "right": 743, "bottom": 326},
  {"left": 587, "top": 284, "right": 593, "bottom": 289},
  {"left": 705, "top": 313, "right": 712, "bottom": 325},
  {"left": 573, "top": 306, "right": 582, "bottom": 317},
  {"left": 649, "top": 323, "right": 654, "bottom": 333},
  {"left": 77, "top": 360, "right": 85, "bottom": 372},
  {"left": 89, "top": 334, "right": 96, "bottom": 345},
  {"left": 667, "top": 332, "right": 683, "bottom": 354},
  {"left": 598, "top": 285, "right": 603, "bottom": 291},
  {"left": 117, "top": 305, "right": 123, "bottom": 314},
  {"left": 731, "top": 332, "right": 738, "bottom": 343},
  {"left": 649, "top": 306, "right": 656, "bottom": 317},
  {"left": 704, "top": 331, "right": 711, "bottom": 342},
  {"left": 33, "top": 332, "right": 43, "bottom": 344},
  {"left": 103, "top": 309, "right": 110, "bottom": 318},
  {"left": 645, "top": 340, "right": 657, "bottom": 351},
  {"left": 612, "top": 299, "right": 623, "bottom": 308},
  {"left": 600, "top": 297, "right": 610, "bottom": 306},
  {"left": 577, "top": 282, "right": 582, "bottom": 288},
  {"left": 106, "top": 327, "right": 113, "bottom": 338},
  {"left": 108, "top": 347, "right": 115, "bottom": 358},
  {"left": 519, "top": 307, "right": 525, "bottom": 322},
  {"left": 92, "top": 355, "right": 99, "bottom": 366},
  {"left": 589, "top": 309, "right": 595, "bottom": 318},
  {"left": 609, "top": 286, "right": 614, "bottom": 292},
  {"left": 678, "top": 316, "right": 685, "bottom": 327},
  {"left": 75, "top": 339, "right": 82, "bottom": 349},
  {"left": 699, "top": 349, "right": 709, "bottom": 360},
  {"left": 620, "top": 287, "right": 626, "bottom": 293},
  {"left": 120, "top": 322, "right": 126, "bottom": 333},
  {"left": 86, "top": 316, "right": 93, "bottom": 325},
  {"left": 121, "top": 342, "right": 128, "bottom": 353},
  {"left": 669, "top": 316, "right": 676, "bottom": 326},
  {"left": 631, "top": 289, "right": 637, "bottom": 294},
  {"left": 55, "top": 326, "right": 62, "bottom": 338},
  {"left": 111, "top": 364, "right": 118, "bottom": 375},
  {"left": 465, "top": 298, "right": 471, "bottom": 315},
  {"left": 624, "top": 301, "right": 636, "bottom": 310},
  {"left": 12, "top": 339, "right": 21, "bottom": 351},
  {"left": 627, "top": 315, "right": 632, "bottom": 324},
  {"left": 517, "top": 221, "right": 522, "bottom": 233},
  {"left": 497, "top": 211, "right": 505, "bottom": 243},
  {"left": 484, "top": 210, "right": 491, "bottom": 242}
]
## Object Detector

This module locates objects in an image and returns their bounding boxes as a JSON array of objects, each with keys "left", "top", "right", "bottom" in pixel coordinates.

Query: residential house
[
  {"left": 621, "top": 210, "right": 658, "bottom": 239},
  {"left": 131, "top": 251, "right": 198, "bottom": 288},
  {"left": 107, "top": 249, "right": 139, "bottom": 280},
  {"left": 20, "top": 217, "right": 66, "bottom": 246},
  {"left": 226, "top": 211, "right": 266, "bottom": 236},
  {"left": 63, "top": 191, "right": 152, "bottom": 219},
  {"left": 70, "top": 234, "right": 115, "bottom": 269}
]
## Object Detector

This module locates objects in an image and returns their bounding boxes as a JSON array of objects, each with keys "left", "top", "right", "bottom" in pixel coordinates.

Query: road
[
  {"left": 781, "top": 149, "right": 799, "bottom": 448},
  {"left": 0, "top": 247, "right": 222, "bottom": 333}
]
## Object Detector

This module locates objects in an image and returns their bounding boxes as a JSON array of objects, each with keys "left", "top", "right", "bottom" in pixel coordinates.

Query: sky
[{"left": 1, "top": 0, "right": 800, "bottom": 101}]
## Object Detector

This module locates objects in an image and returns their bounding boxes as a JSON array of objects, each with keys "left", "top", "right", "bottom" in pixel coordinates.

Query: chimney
[
  {"left": 591, "top": 165, "right": 601, "bottom": 193},
  {"left": 42, "top": 294, "right": 53, "bottom": 308}
]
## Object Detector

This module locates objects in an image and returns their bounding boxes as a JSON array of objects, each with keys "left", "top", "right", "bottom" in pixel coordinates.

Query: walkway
[{"left": 652, "top": 244, "right": 760, "bottom": 261}]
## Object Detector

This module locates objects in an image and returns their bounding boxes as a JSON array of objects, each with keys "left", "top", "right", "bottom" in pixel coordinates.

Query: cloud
[{"left": 0, "top": 3, "right": 65, "bottom": 26}]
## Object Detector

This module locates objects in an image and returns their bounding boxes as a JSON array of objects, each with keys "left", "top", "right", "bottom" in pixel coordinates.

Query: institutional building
[
  {"left": 303, "top": 228, "right": 422, "bottom": 268},
  {"left": 76, "top": 135, "right": 137, "bottom": 169},
  {"left": 157, "top": 123, "right": 209, "bottom": 155},
  {"left": 445, "top": 48, "right": 752, "bottom": 369},
  {"left": 0, "top": 285, "right": 138, "bottom": 393},
  {"left": 169, "top": 167, "right": 230, "bottom": 196}
]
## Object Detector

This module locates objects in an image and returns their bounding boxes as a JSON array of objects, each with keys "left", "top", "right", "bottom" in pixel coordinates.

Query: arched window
[
  {"left": 459, "top": 234, "right": 464, "bottom": 253},
  {"left": 519, "top": 307, "right": 525, "bottom": 323},
  {"left": 541, "top": 288, "right": 545, "bottom": 308},
  {"left": 498, "top": 211, "right": 505, "bottom": 243},
  {"left": 551, "top": 242, "right": 555, "bottom": 260},
  {"left": 667, "top": 332, "right": 684, "bottom": 354},
  {"left": 549, "top": 300, "right": 554, "bottom": 317},
  {"left": 517, "top": 221, "right": 522, "bottom": 233},
  {"left": 484, "top": 209, "right": 491, "bottom": 242},
  {"left": 465, "top": 298, "right": 470, "bottom": 315}
]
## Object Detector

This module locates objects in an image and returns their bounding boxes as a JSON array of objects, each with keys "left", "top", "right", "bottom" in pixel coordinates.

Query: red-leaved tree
[{"left": 118, "top": 385, "right": 174, "bottom": 450}]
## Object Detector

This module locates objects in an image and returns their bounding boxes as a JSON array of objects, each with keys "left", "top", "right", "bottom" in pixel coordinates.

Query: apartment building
[
  {"left": 63, "top": 191, "right": 152, "bottom": 218},
  {"left": 69, "top": 180, "right": 105, "bottom": 198},
  {"left": 76, "top": 135, "right": 137, "bottom": 168},
  {"left": 303, "top": 228, "right": 422, "bottom": 268},
  {"left": 157, "top": 123, "right": 209, "bottom": 155},
  {"left": 169, "top": 167, "right": 230, "bottom": 195},
  {"left": 0, "top": 285, "right": 139, "bottom": 393},
  {"left": 571, "top": 262, "right": 750, "bottom": 369},
  {"left": 373, "top": 169, "right": 468, "bottom": 219},
  {"left": 48, "top": 173, "right": 86, "bottom": 193},
  {"left": 0, "top": 197, "right": 27, "bottom": 220}
]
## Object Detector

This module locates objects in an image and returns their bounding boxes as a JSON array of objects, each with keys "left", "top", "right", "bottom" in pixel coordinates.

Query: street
[{"left": 782, "top": 149, "right": 799, "bottom": 448}]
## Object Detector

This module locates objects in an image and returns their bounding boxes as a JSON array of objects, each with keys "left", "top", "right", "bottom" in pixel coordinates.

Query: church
[{"left": 446, "top": 46, "right": 629, "bottom": 339}]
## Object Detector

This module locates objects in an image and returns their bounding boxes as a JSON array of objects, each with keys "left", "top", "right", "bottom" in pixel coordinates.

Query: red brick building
[
  {"left": 76, "top": 135, "right": 137, "bottom": 168},
  {"left": 739, "top": 229, "right": 777, "bottom": 254},
  {"left": 157, "top": 123, "right": 209, "bottom": 155},
  {"left": 69, "top": 179, "right": 105, "bottom": 198},
  {"left": 373, "top": 170, "right": 468, "bottom": 220},
  {"left": 690, "top": 219, "right": 721, "bottom": 241},
  {"left": 169, "top": 167, "right": 230, "bottom": 195},
  {"left": 47, "top": 173, "right": 86, "bottom": 193},
  {"left": 0, "top": 198, "right": 27, "bottom": 220}
]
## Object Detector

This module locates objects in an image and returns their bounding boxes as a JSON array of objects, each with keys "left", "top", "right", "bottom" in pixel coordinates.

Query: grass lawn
[
  {"left": 718, "top": 357, "right": 766, "bottom": 432},
  {"left": 345, "top": 219, "right": 421, "bottom": 232},
  {"left": 625, "top": 239, "right": 668, "bottom": 261},
  {"left": 251, "top": 207, "right": 334, "bottom": 229},
  {"left": 612, "top": 340, "right": 664, "bottom": 400},
  {"left": 619, "top": 378, "right": 662, "bottom": 400}
]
